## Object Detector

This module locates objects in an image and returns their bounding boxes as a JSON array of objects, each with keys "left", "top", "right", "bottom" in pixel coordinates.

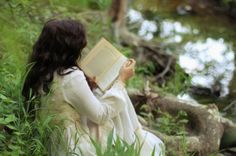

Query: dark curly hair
[{"left": 22, "top": 19, "right": 87, "bottom": 100}]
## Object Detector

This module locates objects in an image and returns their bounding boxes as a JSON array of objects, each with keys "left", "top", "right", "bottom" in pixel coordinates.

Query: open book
[{"left": 79, "top": 38, "right": 127, "bottom": 92}]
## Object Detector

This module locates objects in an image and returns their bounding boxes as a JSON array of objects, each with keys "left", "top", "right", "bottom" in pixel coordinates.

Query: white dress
[{"left": 39, "top": 67, "right": 164, "bottom": 156}]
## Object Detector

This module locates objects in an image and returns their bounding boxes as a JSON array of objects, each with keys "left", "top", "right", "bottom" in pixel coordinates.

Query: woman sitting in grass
[{"left": 22, "top": 19, "right": 165, "bottom": 156}]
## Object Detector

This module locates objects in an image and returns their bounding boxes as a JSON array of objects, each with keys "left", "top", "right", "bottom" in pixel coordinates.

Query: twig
[
  {"left": 223, "top": 100, "right": 236, "bottom": 111},
  {"left": 156, "top": 57, "right": 173, "bottom": 79}
]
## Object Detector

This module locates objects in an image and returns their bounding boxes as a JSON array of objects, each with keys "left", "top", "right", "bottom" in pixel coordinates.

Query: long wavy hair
[{"left": 22, "top": 19, "right": 87, "bottom": 101}]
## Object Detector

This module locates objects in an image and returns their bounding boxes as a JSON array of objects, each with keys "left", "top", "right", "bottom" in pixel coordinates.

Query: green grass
[
  {"left": 90, "top": 130, "right": 142, "bottom": 156},
  {"left": 0, "top": 0, "right": 114, "bottom": 155},
  {"left": 0, "top": 0, "right": 193, "bottom": 155},
  {"left": 0, "top": 0, "right": 142, "bottom": 155}
]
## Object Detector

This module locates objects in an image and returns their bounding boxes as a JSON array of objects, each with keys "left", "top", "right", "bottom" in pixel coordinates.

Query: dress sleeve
[{"left": 62, "top": 70, "right": 126, "bottom": 125}]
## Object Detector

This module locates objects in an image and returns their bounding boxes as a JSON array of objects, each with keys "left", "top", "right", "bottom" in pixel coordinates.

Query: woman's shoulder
[
  {"left": 60, "top": 66, "right": 86, "bottom": 84},
  {"left": 64, "top": 66, "right": 84, "bottom": 76}
]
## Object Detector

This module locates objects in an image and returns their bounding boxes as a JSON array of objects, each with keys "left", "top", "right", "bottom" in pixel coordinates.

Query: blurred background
[
  {"left": 0, "top": 0, "right": 236, "bottom": 155},
  {"left": 127, "top": 0, "right": 236, "bottom": 122}
]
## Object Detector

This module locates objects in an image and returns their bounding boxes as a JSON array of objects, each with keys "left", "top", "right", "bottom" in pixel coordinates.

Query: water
[{"left": 128, "top": 1, "right": 236, "bottom": 121}]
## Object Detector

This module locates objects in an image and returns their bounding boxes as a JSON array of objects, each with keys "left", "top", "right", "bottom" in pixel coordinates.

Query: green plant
[
  {"left": 156, "top": 109, "right": 188, "bottom": 135},
  {"left": 136, "top": 61, "right": 156, "bottom": 76},
  {"left": 140, "top": 105, "right": 189, "bottom": 136},
  {"left": 88, "top": 0, "right": 112, "bottom": 10},
  {"left": 0, "top": 0, "right": 144, "bottom": 155},
  {"left": 162, "top": 64, "right": 191, "bottom": 95},
  {"left": 126, "top": 61, "right": 156, "bottom": 90},
  {"left": 140, "top": 103, "right": 189, "bottom": 135},
  {"left": 127, "top": 73, "right": 145, "bottom": 90},
  {"left": 140, "top": 104, "right": 191, "bottom": 155},
  {"left": 91, "top": 130, "right": 144, "bottom": 156}
]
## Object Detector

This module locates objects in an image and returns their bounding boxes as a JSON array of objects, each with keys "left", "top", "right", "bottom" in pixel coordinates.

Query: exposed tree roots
[
  {"left": 108, "top": 0, "right": 236, "bottom": 155},
  {"left": 128, "top": 87, "right": 236, "bottom": 156}
]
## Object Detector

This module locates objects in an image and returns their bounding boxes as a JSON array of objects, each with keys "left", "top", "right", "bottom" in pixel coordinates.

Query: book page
[
  {"left": 79, "top": 38, "right": 127, "bottom": 91},
  {"left": 99, "top": 55, "right": 127, "bottom": 90},
  {"left": 85, "top": 47, "right": 117, "bottom": 79}
]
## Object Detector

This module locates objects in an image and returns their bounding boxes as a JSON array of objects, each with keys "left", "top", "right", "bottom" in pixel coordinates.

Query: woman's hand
[
  {"left": 86, "top": 76, "right": 98, "bottom": 90},
  {"left": 118, "top": 58, "right": 136, "bottom": 83}
]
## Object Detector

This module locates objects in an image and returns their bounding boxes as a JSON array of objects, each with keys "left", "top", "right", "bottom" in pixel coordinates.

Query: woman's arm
[{"left": 62, "top": 70, "right": 126, "bottom": 125}]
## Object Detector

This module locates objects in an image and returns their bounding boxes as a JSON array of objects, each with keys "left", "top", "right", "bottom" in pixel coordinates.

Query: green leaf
[
  {"left": 5, "top": 114, "right": 17, "bottom": 123},
  {"left": 0, "top": 133, "right": 6, "bottom": 141},
  {"left": 6, "top": 124, "right": 17, "bottom": 130}
]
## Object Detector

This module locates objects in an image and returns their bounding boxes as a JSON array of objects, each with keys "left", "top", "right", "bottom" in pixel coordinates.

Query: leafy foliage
[
  {"left": 155, "top": 110, "right": 188, "bottom": 136},
  {"left": 136, "top": 61, "right": 156, "bottom": 76},
  {"left": 161, "top": 64, "right": 191, "bottom": 95},
  {"left": 90, "top": 130, "right": 143, "bottom": 156},
  {"left": 140, "top": 105, "right": 189, "bottom": 136}
]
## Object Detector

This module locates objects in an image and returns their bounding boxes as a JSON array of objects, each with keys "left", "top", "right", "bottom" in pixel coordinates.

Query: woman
[{"left": 22, "top": 19, "right": 164, "bottom": 156}]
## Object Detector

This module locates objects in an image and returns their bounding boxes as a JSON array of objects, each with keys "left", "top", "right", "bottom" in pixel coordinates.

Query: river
[{"left": 128, "top": 0, "right": 236, "bottom": 122}]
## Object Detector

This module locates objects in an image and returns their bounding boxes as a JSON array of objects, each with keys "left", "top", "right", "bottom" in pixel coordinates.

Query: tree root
[
  {"left": 108, "top": 0, "right": 236, "bottom": 155},
  {"left": 128, "top": 87, "right": 236, "bottom": 156}
]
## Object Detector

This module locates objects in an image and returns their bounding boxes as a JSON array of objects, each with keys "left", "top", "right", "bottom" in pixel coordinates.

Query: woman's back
[
  {"left": 39, "top": 67, "right": 125, "bottom": 155},
  {"left": 22, "top": 19, "right": 164, "bottom": 156}
]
